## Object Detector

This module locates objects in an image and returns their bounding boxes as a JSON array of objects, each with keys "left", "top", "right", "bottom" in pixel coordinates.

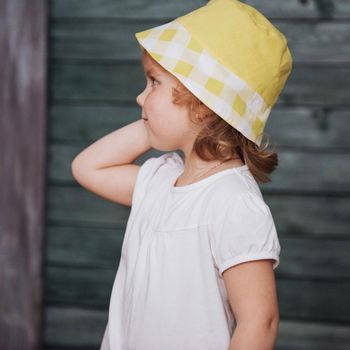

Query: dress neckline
[{"left": 170, "top": 163, "right": 249, "bottom": 192}]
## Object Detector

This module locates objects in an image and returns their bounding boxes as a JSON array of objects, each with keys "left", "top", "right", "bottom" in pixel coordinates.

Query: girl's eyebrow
[{"left": 144, "top": 66, "right": 162, "bottom": 77}]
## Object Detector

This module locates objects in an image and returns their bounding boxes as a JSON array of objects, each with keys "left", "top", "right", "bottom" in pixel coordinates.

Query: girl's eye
[{"left": 149, "top": 77, "right": 159, "bottom": 87}]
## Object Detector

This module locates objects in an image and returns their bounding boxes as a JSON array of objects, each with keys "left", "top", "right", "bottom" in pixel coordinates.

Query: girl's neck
[{"left": 175, "top": 156, "right": 245, "bottom": 187}]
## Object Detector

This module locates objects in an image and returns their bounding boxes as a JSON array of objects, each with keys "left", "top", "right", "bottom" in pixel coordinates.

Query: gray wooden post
[{"left": 0, "top": 0, "right": 48, "bottom": 349}]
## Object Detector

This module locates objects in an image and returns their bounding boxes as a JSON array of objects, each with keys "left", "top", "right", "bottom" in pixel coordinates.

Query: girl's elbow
[
  {"left": 71, "top": 156, "right": 103, "bottom": 192},
  {"left": 243, "top": 313, "right": 280, "bottom": 333},
  {"left": 71, "top": 156, "right": 88, "bottom": 182},
  {"left": 71, "top": 157, "right": 81, "bottom": 180},
  {"left": 268, "top": 313, "right": 280, "bottom": 333}
]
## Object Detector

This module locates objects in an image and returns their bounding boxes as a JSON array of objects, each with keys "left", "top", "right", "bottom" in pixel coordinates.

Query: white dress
[{"left": 100, "top": 151, "right": 281, "bottom": 350}]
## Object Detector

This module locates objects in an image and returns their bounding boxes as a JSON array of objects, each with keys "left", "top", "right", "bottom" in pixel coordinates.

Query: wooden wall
[{"left": 45, "top": 0, "right": 350, "bottom": 349}]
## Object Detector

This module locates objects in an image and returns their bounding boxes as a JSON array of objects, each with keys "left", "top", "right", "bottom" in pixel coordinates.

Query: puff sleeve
[
  {"left": 209, "top": 191, "right": 281, "bottom": 276},
  {"left": 131, "top": 152, "right": 182, "bottom": 208}
]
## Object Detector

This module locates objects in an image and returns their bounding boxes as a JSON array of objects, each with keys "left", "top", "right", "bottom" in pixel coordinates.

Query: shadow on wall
[{"left": 299, "top": 0, "right": 335, "bottom": 18}]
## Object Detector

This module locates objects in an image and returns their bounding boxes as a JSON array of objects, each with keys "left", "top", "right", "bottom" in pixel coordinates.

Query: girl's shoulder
[
  {"left": 207, "top": 186, "right": 281, "bottom": 274},
  {"left": 132, "top": 152, "right": 182, "bottom": 206},
  {"left": 205, "top": 183, "right": 280, "bottom": 274},
  {"left": 204, "top": 164, "right": 263, "bottom": 200},
  {"left": 142, "top": 151, "right": 183, "bottom": 170},
  {"left": 203, "top": 171, "right": 272, "bottom": 224}
]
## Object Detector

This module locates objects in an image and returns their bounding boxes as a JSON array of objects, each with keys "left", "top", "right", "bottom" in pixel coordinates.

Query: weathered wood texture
[
  {"left": 44, "top": 0, "right": 350, "bottom": 349},
  {"left": 50, "top": 0, "right": 350, "bottom": 19},
  {"left": 0, "top": 0, "right": 48, "bottom": 349}
]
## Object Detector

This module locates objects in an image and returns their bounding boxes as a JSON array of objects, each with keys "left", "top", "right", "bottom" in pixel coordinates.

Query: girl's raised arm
[{"left": 71, "top": 119, "right": 151, "bottom": 207}]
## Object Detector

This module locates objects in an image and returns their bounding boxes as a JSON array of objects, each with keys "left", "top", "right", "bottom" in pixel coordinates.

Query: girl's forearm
[
  {"left": 72, "top": 119, "right": 152, "bottom": 170},
  {"left": 228, "top": 321, "right": 278, "bottom": 350}
]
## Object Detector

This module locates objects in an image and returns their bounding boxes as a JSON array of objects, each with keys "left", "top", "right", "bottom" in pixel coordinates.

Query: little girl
[{"left": 71, "top": 0, "right": 293, "bottom": 349}]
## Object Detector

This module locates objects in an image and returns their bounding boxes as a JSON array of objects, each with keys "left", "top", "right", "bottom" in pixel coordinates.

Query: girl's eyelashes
[{"left": 147, "top": 75, "right": 159, "bottom": 87}]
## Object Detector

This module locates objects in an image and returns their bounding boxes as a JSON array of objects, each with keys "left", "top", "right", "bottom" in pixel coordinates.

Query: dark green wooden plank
[
  {"left": 46, "top": 185, "right": 131, "bottom": 226},
  {"left": 280, "top": 237, "right": 350, "bottom": 280},
  {"left": 49, "top": 62, "right": 143, "bottom": 103},
  {"left": 49, "top": 62, "right": 350, "bottom": 105},
  {"left": 282, "top": 65, "right": 350, "bottom": 106},
  {"left": 277, "top": 279, "right": 350, "bottom": 323},
  {"left": 48, "top": 105, "right": 350, "bottom": 148},
  {"left": 49, "top": 0, "right": 350, "bottom": 19},
  {"left": 44, "top": 225, "right": 125, "bottom": 268},
  {"left": 277, "top": 21, "right": 350, "bottom": 63},
  {"left": 44, "top": 264, "right": 350, "bottom": 322},
  {"left": 44, "top": 306, "right": 106, "bottom": 348},
  {"left": 48, "top": 105, "right": 139, "bottom": 142},
  {"left": 49, "top": 20, "right": 155, "bottom": 61},
  {"left": 47, "top": 186, "right": 350, "bottom": 236},
  {"left": 49, "top": 0, "right": 213, "bottom": 20},
  {"left": 264, "top": 107, "right": 350, "bottom": 148},
  {"left": 266, "top": 194, "right": 350, "bottom": 237},
  {"left": 50, "top": 20, "right": 350, "bottom": 63},
  {"left": 277, "top": 320, "right": 350, "bottom": 350},
  {"left": 47, "top": 143, "right": 350, "bottom": 192},
  {"left": 44, "top": 266, "right": 114, "bottom": 308},
  {"left": 44, "top": 226, "right": 350, "bottom": 280}
]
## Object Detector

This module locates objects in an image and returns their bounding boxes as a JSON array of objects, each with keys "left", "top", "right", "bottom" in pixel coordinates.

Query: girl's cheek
[
  {"left": 144, "top": 96, "right": 161, "bottom": 117},
  {"left": 145, "top": 88, "right": 171, "bottom": 118}
]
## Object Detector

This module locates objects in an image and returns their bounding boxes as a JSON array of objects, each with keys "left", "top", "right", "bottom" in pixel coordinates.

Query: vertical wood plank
[{"left": 0, "top": 0, "right": 48, "bottom": 349}]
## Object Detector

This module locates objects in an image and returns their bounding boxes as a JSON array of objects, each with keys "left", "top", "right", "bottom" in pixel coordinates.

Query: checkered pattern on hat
[{"left": 136, "top": 20, "right": 271, "bottom": 146}]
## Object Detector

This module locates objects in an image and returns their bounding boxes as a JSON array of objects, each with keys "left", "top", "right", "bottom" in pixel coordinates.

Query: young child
[{"left": 71, "top": 0, "right": 293, "bottom": 349}]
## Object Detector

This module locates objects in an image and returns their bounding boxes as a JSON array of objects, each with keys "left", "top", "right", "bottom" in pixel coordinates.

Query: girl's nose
[{"left": 136, "top": 88, "right": 146, "bottom": 107}]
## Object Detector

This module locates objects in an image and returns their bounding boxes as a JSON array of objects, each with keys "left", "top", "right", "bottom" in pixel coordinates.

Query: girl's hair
[{"left": 171, "top": 81, "right": 278, "bottom": 184}]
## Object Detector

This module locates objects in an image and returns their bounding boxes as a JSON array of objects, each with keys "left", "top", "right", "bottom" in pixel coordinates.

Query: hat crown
[
  {"left": 177, "top": 0, "right": 293, "bottom": 107},
  {"left": 135, "top": 0, "right": 293, "bottom": 146}
]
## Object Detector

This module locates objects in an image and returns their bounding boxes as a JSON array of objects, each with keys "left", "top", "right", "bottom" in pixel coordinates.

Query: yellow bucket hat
[{"left": 135, "top": 0, "right": 293, "bottom": 146}]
